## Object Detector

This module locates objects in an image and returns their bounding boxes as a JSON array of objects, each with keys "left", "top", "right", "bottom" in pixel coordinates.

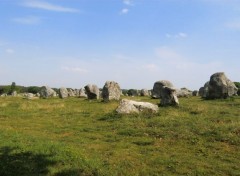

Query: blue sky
[{"left": 0, "top": 0, "right": 240, "bottom": 90}]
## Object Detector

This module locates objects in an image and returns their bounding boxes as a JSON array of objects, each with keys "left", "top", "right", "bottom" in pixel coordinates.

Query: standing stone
[
  {"left": 127, "top": 89, "right": 138, "bottom": 96},
  {"left": 152, "top": 80, "right": 174, "bottom": 99},
  {"left": 68, "top": 88, "right": 75, "bottom": 97},
  {"left": 39, "top": 86, "right": 56, "bottom": 98},
  {"left": 11, "top": 91, "right": 17, "bottom": 97},
  {"left": 207, "top": 72, "right": 238, "bottom": 99},
  {"left": 201, "top": 81, "right": 210, "bottom": 98},
  {"left": 84, "top": 84, "right": 99, "bottom": 99},
  {"left": 59, "top": 87, "right": 68, "bottom": 99},
  {"left": 24, "top": 93, "right": 34, "bottom": 100},
  {"left": 199, "top": 87, "right": 204, "bottom": 97},
  {"left": 176, "top": 88, "right": 192, "bottom": 98},
  {"left": 140, "top": 89, "right": 150, "bottom": 96},
  {"left": 102, "top": 81, "right": 121, "bottom": 101},
  {"left": 79, "top": 88, "right": 87, "bottom": 98},
  {"left": 154, "top": 80, "right": 179, "bottom": 106},
  {"left": 160, "top": 86, "right": 179, "bottom": 106},
  {"left": 74, "top": 89, "right": 80, "bottom": 97},
  {"left": 1, "top": 93, "right": 7, "bottom": 97},
  {"left": 192, "top": 90, "right": 199, "bottom": 96}
]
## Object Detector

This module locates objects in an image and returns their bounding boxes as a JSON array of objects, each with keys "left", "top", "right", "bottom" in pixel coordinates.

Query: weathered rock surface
[
  {"left": 1, "top": 93, "right": 7, "bottom": 97},
  {"left": 59, "top": 87, "right": 68, "bottom": 99},
  {"left": 160, "top": 86, "right": 179, "bottom": 106},
  {"left": 11, "top": 91, "right": 17, "bottom": 97},
  {"left": 116, "top": 99, "right": 158, "bottom": 114},
  {"left": 24, "top": 93, "right": 34, "bottom": 99},
  {"left": 206, "top": 72, "right": 238, "bottom": 99},
  {"left": 199, "top": 87, "right": 204, "bottom": 97},
  {"left": 127, "top": 89, "right": 139, "bottom": 96},
  {"left": 39, "top": 86, "right": 56, "bottom": 98},
  {"left": 140, "top": 89, "right": 149, "bottom": 96},
  {"left": 200, "top": 73, "right": 238, "bottom": 99},
  {"left": 84, "top": 84, "right": 99, "bottom": 99},
  {"left": 68, "top": 88, "right": 75, "bottom": 97},
  {"left": 79, "top": 88, "right": 87, "bottom": 98},
  {"left": 152, "top": 80, "right": 174, "bottom": 99},
  {"left": 176, "top": 88, "right": 192, "bottom": 98},
  {"left": 201, "top": 81, "right": 209, "bottom": 98},
  {"left": 102, "top": 81, "right": 121, "bottom": 101},
  {"left": 192, "top": 90, "right": 199, "bottom": 96}
]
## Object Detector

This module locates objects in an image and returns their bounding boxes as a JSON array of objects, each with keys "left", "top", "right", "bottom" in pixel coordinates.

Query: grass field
[{"left": 0, "top": 96, "right": 239, "bottom": 176}]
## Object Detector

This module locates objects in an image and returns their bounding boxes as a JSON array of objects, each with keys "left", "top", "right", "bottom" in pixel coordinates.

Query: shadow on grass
[
  {"left": 0, "top": 146, "right": 99, "bottom": 176},
  {"left": 0, "top": 146, "right": 55, "bottom": 176}
]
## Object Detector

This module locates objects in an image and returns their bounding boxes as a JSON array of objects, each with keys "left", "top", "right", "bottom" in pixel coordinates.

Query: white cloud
[
  {"left": 62, "top": 66, "right": 88, "bottom": 73},
  {"left": 166, "top": 32, "right": 188, "bottom": 38},
  {"left": 5, "top": 49, "right": 15, "bottom": 54},
  {"left": 22, "top": 0, "right": 79, "bottom": 13},
  {"left": 123, "top": 0, "right": 134, "bottom": 6},
  {"left": 120, "top": 8, "right": 129, "bottom": 14},
  {"left": 13, "top": 16, "right": 41, "bottom": 25}
]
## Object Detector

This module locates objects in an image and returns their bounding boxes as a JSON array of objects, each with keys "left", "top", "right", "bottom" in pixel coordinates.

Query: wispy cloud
[
  {"left": 5, "top": 49, "right": 15, "bottom": 54},
  {"left": 166, "top": 32, "right": 188, "bottom": 38},
  {"left": 22, "top": 0, "right": 79, "bottom": 13},
  {"left": 120, "top": 8, "right": 129, "bottom": 14},
  {"left": 62, "top": 66, "right": 88, "bottom": 73},
  {"left": 123, "top": 0, "right": 134, "bottom": 6},
  {"left": 12, "top": 16, "right": 41, "bottom": 25}
]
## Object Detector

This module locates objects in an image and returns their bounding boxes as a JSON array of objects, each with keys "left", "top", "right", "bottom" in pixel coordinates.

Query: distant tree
[
  {"left": 121, "top": 89, "right": 128, "bottom": 96},
  {"left": 27, "top": 86, "right": 41, "bottom": 94},
  {"left": 8, "top": 82, "right": 16, "bottom": 94},
  {"left": 127, "top": 89, "right": 139, "bottom": 96}
]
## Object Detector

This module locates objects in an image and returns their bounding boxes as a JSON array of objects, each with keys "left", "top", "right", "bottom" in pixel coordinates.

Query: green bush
[
  {"left": 27, "top": 86, "right": 41, "bottom": 94},
  {"left": 127, "top": 89, "right": 139, "bottom": 96}
]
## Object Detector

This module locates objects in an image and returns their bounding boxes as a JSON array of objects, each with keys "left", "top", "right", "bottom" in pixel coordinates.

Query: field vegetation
[{"left": 0, "top": 96, "right": 239, "bottom": 175}]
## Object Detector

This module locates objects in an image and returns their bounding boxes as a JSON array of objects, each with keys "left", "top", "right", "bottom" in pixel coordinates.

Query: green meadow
[{"left": 0, "top": 96, "right": 239, "bottom": 176}]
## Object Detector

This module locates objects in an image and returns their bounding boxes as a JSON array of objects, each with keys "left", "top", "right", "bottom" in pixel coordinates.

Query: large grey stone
[
  {"left": 24, "top": 93, "right": 34, "bottom": 100},
  {"left": 84, "top": 84, "right": 99, "bottom": 99},
  {"left": 127, "top": 89, "right": 139, "bottom": 96},
  {"left": 102, "top": 81, "right": 121, "bottom": 101},
  {"left": 59, "top": 87, "right": 68, "bottom": 99},
  {"left": 160, "top": 86, "right": 179, "bottom": 106},
  {"left": 11, "top": 91, "right": 17, "bottom": 97},
  {"left": 153, "top": 80, "right": 179, "bottom": 106},
  {"left": 79, "top": 88, "right": 87, "bottom": 98},
  {"left": 207, "top": 72, "right": 238, "bottom": 99},
  {"left": 192, "top": 90, "right": 199, "bottom": 96},
  {"left": 152, "top": 80, "right": 174, "bottom": 99},
  {"left": 68, "top": 88, "right": 75, "bottom": 97},
  {"left": 39, "top": 86, "right": 56, "bottom": 98},
  {"left": 140, "top": 89, "right": 150, "bottom": 96},
  {"left": 176, "top": 88, "right": 192, "bottom": 98},
  {"left": 116, "top": 99, "right": 158, "bottom": 114}
]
